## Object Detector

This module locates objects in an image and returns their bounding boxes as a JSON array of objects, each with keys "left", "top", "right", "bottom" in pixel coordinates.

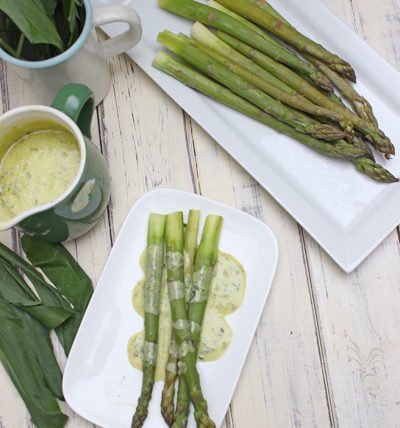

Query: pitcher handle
[
  {"left": 93, "top": 5, "right": 142, "bottom": 59},
  {"left": 51, "top": 83, "right": 94, "bottom": 139}
]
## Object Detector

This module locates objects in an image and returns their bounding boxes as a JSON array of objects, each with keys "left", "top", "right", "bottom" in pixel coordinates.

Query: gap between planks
[
  {"left": 298, "top": 227, "right": 337, "bottom": 428},
  {"left": 96, "top": 101, "right": 116, "bottom": 246}
]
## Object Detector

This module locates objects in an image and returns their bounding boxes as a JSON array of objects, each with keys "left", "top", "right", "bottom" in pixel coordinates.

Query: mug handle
[
  {"left": 51, "top": 84, "right": 95, "bottom": 139},
  {"left": 92, "top": 5, "right": 142, "bottom": 59}
]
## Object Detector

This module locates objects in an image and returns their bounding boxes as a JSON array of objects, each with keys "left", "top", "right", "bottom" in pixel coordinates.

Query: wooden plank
[
  {"left": 96, "top": 52, "right": 194, "bottom": 238},
  {"left": 303, "top": 1, "right": 400, "bottom": 427},
  {"left": 183, "top": 118, "right": 332, "bottom": 427}
]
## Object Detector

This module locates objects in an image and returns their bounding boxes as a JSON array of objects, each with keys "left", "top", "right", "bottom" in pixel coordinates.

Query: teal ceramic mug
[{"left": 0, "top": 84, "right": 111, "bottom": 241}]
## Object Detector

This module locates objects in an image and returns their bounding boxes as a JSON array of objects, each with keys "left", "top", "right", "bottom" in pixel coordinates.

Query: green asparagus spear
[
  {"left": 162, "top": 210, "right": 201, "bottom": 426},
  {"left": 189, "top": 215, "right": 222, "bottom": 349},
  {"left": 173, "top": 210, "right": 201, "bottom": 428},
  {"left": 152, "top": 51, "right": 398, "bottom": 182},
  {"left": 191, "top": 24, "right": 350, "bottom": 124},
  {"left": 216, "top": 31, "right": 335, "bottom": 101},
  {"left": 216, "top": 0, "right": 356, "bottom": 81},
  {"left": 191, "top": 22, "right": 295, "bottom": 96},
  {"left": 132, "top": 213, "right": 166, "bottom": 428},
  {"left": 184, "top": 210, "right": 201, "bottom": 301},
  {"left": 174, "top": 378, "right": 190, "bottom": 428},
  {"left": 249, "top": 0, "right": 368, "bottom": 100},
  {"left": 247, "top": 0, "right": 291, "bottom": 26},
  {"left": 353, "top": 157, "right": 398, "bottom": 183},
  {"left": 158, "top": 31, "right": 346, "bottom": 141},
  {"left": 165, "top": 212, "right": 215, "bottom": 428},
  {"left": 157, "top": 0, "right": 333, "bottom": 91},
  {"left": 217, "top": 32, "right": 395, "bottom": 158},
  {"left": 304, "top": 54, "right": 379, "bottom": 126},
  {"left": 175, "top": 215, "right": 223, "bottom": 427},
  {"left": 161, "top": 331, "right": 178, "bottom": 427},
  {"left": 207, "top": 0, "right": 289, "bottom": 52}
]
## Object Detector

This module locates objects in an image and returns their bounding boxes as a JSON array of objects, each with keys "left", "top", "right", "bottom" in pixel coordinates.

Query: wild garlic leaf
[
  {"left": 33, "top": 0, "right": 59, "bottom": 16},
  {"left": 0, "top": 260, "right": 72, "bottom": 329},
  {"left": 0, "top": 0, "right": 64, "bottom": 50},
  {"left": 21, "top": 236, "right": 93, "bottom": 355},
  {"left": 0, "top": 298, "right": 67, "bottom": 428}
]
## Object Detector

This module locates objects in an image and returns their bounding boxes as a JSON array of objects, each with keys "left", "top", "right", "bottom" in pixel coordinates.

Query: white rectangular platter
[
  {"left": 63, "top": 189, "right": 279, "bottom": 427},
  {"left": 94, "top": 0, "right": 400, "bottom": 272}
]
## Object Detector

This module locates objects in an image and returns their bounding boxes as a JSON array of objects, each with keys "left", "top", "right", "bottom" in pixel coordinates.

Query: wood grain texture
[
  {"left": 0, "top": 0, "right": 399, "bottom": 427},
  {"left": 302, "top": 1, "right": 400, "bottom": 427}
]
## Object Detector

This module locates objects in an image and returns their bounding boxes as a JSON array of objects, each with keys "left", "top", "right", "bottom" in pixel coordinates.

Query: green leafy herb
[
  {"left": 36, "top": 0, "right": 59, "bottom": 16},
  {"left": 0, "top": 238, "right": 94, "bottom": 427},
  {"left": 21, "top": 235, "right": 93, "bottom": 355},
  {"left": 0, "top": 298, "right": 67, "bottom": 428},
  {"left": 0, "top": 0, "right": 64, "bottom": 50},
  {"left": 0, "top": 241, "right": 76, "bottom": 330},
  {"left": 0, "top": 0, "right": 86, "bottom": 61},
  {"left": 0, "top": 259, "right": 67, "bottom": 400},
  {"left": 0, "top": 260, "right": 73, "bottom": 329}
]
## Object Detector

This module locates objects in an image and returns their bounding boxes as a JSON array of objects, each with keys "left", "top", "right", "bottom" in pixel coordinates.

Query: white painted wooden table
[{"left": 1, "top": 0, "right": 400, "bottom": 427}]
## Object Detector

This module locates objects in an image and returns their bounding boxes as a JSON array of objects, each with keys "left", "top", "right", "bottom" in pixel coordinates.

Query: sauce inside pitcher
[{"left": 0, "top": 120, "right": 81, "bottom": 222}]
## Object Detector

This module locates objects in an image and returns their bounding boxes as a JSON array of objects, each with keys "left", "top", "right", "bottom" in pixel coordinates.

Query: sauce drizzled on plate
[{"left": 128, "top": 251, "right": 246, "bottom": 380}]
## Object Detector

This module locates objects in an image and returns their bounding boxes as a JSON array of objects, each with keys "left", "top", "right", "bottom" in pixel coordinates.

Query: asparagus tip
[{"left": 353, "top": 157, "right": 399, "bottom": 183}]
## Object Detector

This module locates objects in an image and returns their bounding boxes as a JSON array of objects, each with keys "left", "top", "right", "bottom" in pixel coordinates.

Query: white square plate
[
  {"left": 93, "top": 0, "right": 400, "bottom": 272},
  {"left": 63, "top": 189, "right": 278, "bottom": 427}
]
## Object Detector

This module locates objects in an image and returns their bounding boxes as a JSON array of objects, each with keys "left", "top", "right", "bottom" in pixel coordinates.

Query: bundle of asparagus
[
  {"left": 132, "top": 211, "right": 222, "bottom": 428},
  {"left": 154, "top": 0, "right": 398, "bottom": 183}
]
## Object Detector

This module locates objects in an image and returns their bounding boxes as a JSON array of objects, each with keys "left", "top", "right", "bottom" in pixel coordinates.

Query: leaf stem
[
  {"left": 16, "top": 33, "right": 25, "bottom": 58},
  {"left": 0, "top": 37, "right": 17, "bottom": 57}
]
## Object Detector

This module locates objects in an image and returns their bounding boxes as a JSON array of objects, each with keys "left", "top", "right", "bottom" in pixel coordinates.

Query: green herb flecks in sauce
[
  {"left": 0, "top": 129, "right": 80, "bottom": 216},
  {"left": 128, "top": 251, "right": 246, "bottom": 380}
]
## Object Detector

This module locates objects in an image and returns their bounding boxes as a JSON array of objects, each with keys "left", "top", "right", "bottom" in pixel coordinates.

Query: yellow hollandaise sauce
[
  {"left": 128, "top": 251, "right": 246, "bottom": 381},
  {"left": 0, "top": 129, "right": 80, "bottom": 216}
]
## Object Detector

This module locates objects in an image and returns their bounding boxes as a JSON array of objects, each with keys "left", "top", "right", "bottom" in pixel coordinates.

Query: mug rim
[
  {"left": 0, "top": 105, "right": 87, "bottom": 230},
  {"left": 0, "top": 0, "right": 93, "bottom": 70}
]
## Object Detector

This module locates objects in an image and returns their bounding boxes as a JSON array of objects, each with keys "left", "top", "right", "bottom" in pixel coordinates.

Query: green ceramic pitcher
[{"left": 0, "top": 83, "right": 111, "bottom": 241}]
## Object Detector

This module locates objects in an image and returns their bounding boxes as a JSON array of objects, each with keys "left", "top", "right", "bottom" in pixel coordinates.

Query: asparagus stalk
[
  {"left": 218, "top": 0, "right": 346, "bottom": 104},
  {"left": 175, "top": 215, "right": 223, "bottom": 428},
  {"left": 165, "top": 212, "right": 215, "bottom": 428},
  {"left": 158, "top": 31, "right": 346, "bottom": 141},
  {"left": 353, "top": 157, "right": 398, "bottom": 183},
  {"left": 191, "top": 22, "right": 296, "bottom": 96},
  {"left": 157, "top": 0, "right": 333, "bottom": 91},
  {"left": 217, "top": 32, "right": 395, "bottom": 158},
  {"left": 188, "top": 215, "right": 222, "bottom": 350},
  {"left": 207, "top": 0, "right": 288, "bottom": 52},
  {"left": 305, "top": 54, "right": 379, "bottom": 127},
  {"left": 247, "top": 0, "right": 291, "bottom": 26},
  {"left": 216, "top": 0, "right": 356, "bottom": 81},
  {"left": 161, "top": 332, "right": 178, "bottom": 427},
  {"left": 192, "top": 21, "right": 346, "bottom": 111},
  {"left": 191, "top": 24, "right": 351, "bottom": 124},
  {"left": 174, "top": 378, "right": 190, "bottom": 428},
  {"left": 184, "top": 210, "right": 201, "bottom": 302},
  {"left": 132, "top": 214, "right": 166, "bottom": 428},
  {"left": 173, "top": 210, "right": 201, "bottom": 428},
  {"left": 152, "top": 52, "right": 398, "bottom": 183},
  {"left": 161, "top": 210, "right": 201, "bottom": 426}
]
